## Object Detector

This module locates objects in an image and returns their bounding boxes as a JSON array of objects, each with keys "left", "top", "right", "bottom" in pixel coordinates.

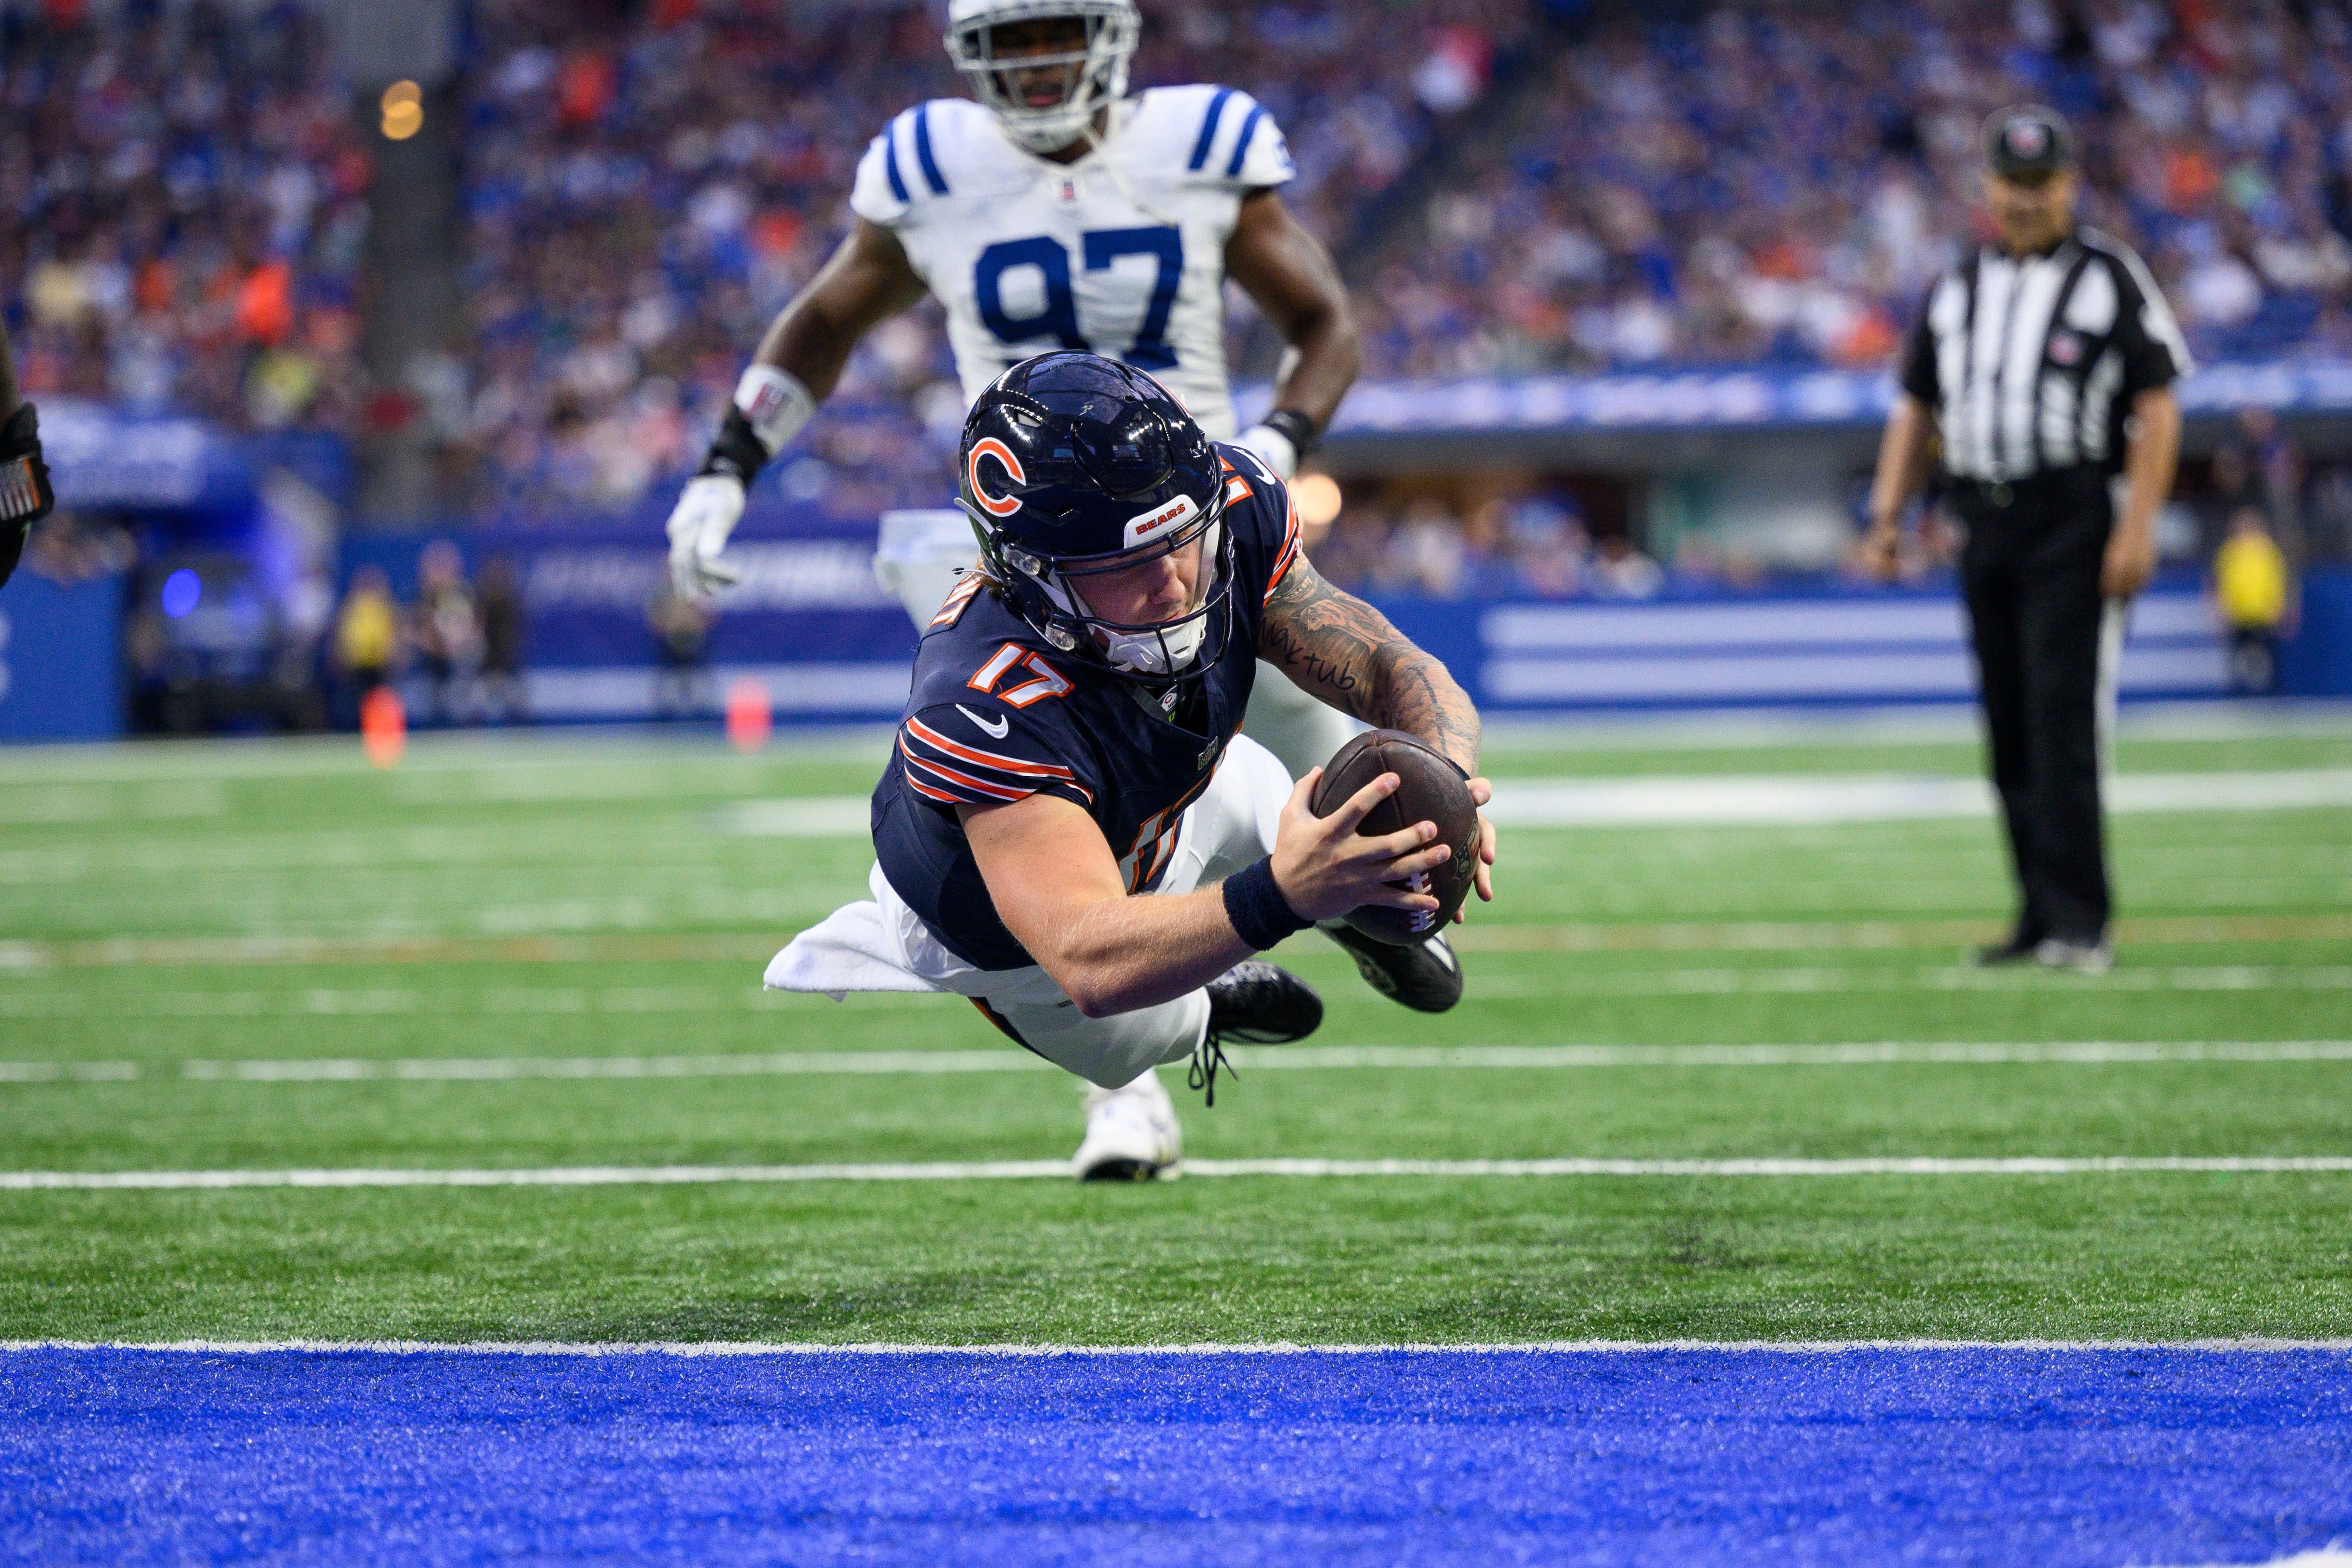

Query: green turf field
[{"left": 2, "top": 712, "right": 2348, "bottom": 1344}]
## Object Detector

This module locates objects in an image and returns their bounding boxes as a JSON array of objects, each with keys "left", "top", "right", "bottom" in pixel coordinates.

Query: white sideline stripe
[
  {"left": 5, "top": 1337, "right": 2349, "bottom": 1356},
  {"left": 9, "top": 1041, "right": 2348, "bottom": 1085},
  {"left": 6, "top": 1156, "right": 2351, "bottom": 1190},
  {"left": 717, "top": 768, "right": 2352, "bottom": 836}
]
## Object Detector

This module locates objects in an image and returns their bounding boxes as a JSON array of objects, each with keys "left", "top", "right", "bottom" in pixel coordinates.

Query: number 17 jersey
[{"left": 849, "top": 86, "right": 1295, "bottom": 442}]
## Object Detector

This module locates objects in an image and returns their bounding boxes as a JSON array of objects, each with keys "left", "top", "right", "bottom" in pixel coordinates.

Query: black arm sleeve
[
  {"left": 1897, "top": 286, "right": 1941, "bottom": 407},
  {"left": 2107, "top": 253, "right": 2192, "bottom": 397}
]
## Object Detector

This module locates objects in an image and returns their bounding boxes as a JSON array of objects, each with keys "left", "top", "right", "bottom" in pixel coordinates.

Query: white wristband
[{"left": 733, "top": 365, "right": 815, "bottom": 458}]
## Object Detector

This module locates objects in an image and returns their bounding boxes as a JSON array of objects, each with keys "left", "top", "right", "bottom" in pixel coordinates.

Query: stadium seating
[
  {"left": 9, "top": 0, "right": 2352, "bottom": 521},
  {"left": 1, "top": 2, "right": 368, "bottom": 431}
]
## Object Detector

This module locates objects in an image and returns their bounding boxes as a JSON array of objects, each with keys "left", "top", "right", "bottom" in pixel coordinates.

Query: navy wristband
[
  {"left": 698, "top": 408, "right": 771, "bottom": 485},
  {"left": 1262, "top": 407, "right": 1319, "bottom": 457},
  {"left": 1223, "top": 856, "right": 1311, "bottom": 952}
]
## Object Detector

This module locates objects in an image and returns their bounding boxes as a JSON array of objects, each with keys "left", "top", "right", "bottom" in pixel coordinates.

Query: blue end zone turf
[{"left": 3, "top": 1347, "right": 2348, "bottom": 1566}]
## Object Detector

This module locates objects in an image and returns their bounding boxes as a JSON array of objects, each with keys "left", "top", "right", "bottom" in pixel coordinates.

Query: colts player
[
  {"left": 660, "top": 0, "right": 1364, "bottom": 785},
  {"left": 770, "top": 354, "right": 1496, "bottom": 1179}
]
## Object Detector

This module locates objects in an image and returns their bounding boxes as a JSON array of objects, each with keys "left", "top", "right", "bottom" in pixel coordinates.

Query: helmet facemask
[
  {"left": 945, "top": 0, "right": 1140, "bottom": 154},
  {"left": 971, "top": 493, "right": 1236, "bottom": 695}
]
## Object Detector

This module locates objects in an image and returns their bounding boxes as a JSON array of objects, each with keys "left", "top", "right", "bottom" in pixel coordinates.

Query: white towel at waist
[{"left": 763, "top": 897, "right": 940, "bottom": 1000}]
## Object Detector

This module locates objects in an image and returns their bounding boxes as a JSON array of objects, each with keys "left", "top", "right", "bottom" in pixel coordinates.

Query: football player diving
[
  {"left": 660, "top": 0, "right": 1365, "bottom": 784},
  {"left": 769, "top": 354, "right": 1498, "bottom": 1179}
]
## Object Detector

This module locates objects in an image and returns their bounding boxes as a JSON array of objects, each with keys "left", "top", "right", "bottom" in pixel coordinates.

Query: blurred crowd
[
  {"left": 1, "top": 0, "right": 368, "bottom": 431},
  {"left": 445, "top": 0, "right": 1532, "bottom": 515},
  {"left": 11, "top": 0, "right": 2352, "bottom": 582},
  {"left": 1311, "top": 403, "right": 2352, "bottom": 601},
  {"left": 1371, "top": 0, "right": 2352, "bottom": 377}
]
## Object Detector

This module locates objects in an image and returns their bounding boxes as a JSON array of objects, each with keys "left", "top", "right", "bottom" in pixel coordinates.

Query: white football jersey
[{"left": 850, "top": 85, "right": 1295, "bottom": 441}]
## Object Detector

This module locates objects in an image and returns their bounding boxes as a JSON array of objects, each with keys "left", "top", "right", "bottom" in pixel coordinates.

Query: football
[{"left": 1308, "top": 728, "right": 1482, "bottom": 945}]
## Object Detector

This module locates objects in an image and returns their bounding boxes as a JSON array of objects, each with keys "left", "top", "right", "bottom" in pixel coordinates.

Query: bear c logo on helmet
[{"left": 968, "top": 438, "right": 1026, "bottom": 517}]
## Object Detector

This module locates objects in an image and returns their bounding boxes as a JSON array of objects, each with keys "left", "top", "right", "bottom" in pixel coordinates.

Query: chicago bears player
[
  {"left": 660, "top": 0, "right": 1362, "bottom": 785},
  {"left": 769, "top": 354, "right": 1496, "bottom": 1180}
]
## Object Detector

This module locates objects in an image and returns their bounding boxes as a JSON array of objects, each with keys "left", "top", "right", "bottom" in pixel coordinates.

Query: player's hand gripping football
[
  {"left": 1462, "top": 774, "right": 1498, "bottom": 915},
  {"left": 664, "top": 474, "right": 747, "bottom": 599},
  {"left": 1269, "top": 767, "right": 1461, "bottom": 924}
]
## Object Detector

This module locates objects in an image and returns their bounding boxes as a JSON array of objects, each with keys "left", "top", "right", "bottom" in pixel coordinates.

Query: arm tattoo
[{"left": 1258, "top": 556, "right": 1481, "bottom": 772}]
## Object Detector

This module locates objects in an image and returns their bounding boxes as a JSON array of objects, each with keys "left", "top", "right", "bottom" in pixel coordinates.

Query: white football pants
[
  {"left": 766, "top": 732, "right": 1292, "bottom": 1090},
  {"left": 873, "top": 509, "right": 1364, "bottom": 783}
]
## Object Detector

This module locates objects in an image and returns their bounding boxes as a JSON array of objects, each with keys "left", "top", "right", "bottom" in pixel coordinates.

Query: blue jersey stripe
[
  {"left": 1224, "top": 103, "right": 1268, "bottom": 179},
  {"left": 1186, "top": 87, "right": 1235, "bottom": 172},
  {"left": 882, "top": 117, "right": 911, "bottom": 204},
  {"left": 913, "top": 104, "right": 948, "bottom": 195}
]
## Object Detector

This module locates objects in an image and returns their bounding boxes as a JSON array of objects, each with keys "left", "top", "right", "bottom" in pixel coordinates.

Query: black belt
[{"left": 1947, "top": 468, "right": 2105, "bottom": 510}]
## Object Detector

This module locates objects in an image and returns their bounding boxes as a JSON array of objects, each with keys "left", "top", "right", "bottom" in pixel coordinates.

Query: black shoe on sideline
[
  {"left": 1320, "top": 921, "right": 1464, "bottom": 1013},
  {"left": 1974, "top": 932, "right": 2044, "bottom": 967}
]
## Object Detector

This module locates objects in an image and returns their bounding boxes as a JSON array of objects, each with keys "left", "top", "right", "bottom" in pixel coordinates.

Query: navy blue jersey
[{"left": 874, "top": 446, "right": 1303, "bottom": 971}]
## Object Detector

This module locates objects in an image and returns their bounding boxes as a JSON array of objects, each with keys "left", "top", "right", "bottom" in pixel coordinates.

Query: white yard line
[
  {"left": 714, "top": 769, "right": 2352, "bottom": 836},
  {"left": 5, "top": 1040, "right": 2349, "bottom": 1085},
  {"left": 1468, "top": 965, "right": 2352, "bottom": 997},
  {"left": 6, "top": 960, "right": 2349, "bottom": 1021},
  {"left": 1491, "top": 769, "right": 2352, "bottom": 828},
  {"left": 4, "top": 912, "right": 2344, "bottom": 970},
  {"left": 4, "top": 1155, "right": 2349, "bottom": 1190},
  {"left": 4, "top": 1337, "right": 2347, "bottom": 1355},
  {"left": 0, "top": 1060, "right": 142, "bottom": 1082},
  {"left": 177, "top": 1049, "right": 1048, "bottom": 1082},
  {"left": 3, "top": 1040, "right": 2348, "bottom": 1086}
]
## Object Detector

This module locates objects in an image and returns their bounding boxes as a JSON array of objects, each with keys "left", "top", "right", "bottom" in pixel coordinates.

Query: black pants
[
  {"left": 2227, "top": 627, "right": 2278, "bottom": 693},
  {"left": 1954, "top": 472, "right": 2116, "bottom": 945}
]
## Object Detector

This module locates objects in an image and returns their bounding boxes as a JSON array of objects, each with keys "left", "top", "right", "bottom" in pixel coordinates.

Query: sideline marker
[
  {"left": 726, "top": 679, "right": 772, "bottom": 753},
  {"left": 360, "top": 687, "right": 405, "bottom": 768}
]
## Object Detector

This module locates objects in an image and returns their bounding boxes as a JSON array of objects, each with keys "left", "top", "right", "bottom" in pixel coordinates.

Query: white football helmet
[{"left": 944, "top": 0, "right": 1141, "bottom": 154}]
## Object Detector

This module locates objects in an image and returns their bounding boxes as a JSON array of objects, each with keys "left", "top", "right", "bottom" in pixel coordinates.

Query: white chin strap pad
[{"left": 1102, "top": 617, "right": 1204, "bottom": 677}]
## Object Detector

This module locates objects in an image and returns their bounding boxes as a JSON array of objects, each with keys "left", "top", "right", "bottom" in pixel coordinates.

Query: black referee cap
[{"left": 1984, "top": 105, "right": 2074, "bottom": 183}]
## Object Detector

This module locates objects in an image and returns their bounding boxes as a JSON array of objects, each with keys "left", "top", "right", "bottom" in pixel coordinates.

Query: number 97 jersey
[{"left": 850, "top": 85, "right": 1295, "bottom": 443}]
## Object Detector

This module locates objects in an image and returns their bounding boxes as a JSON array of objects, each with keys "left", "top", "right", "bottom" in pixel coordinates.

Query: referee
[
  {"left": 0, "top": 314, "right": 55, "bottom": 591},
  {"left": 1866, "top": 105, "right": 2188, "bottom": 974}
]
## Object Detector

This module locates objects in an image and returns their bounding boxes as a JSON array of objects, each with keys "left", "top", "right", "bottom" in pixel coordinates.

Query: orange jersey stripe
[
  {"left": 903, "top": 716, "right": 1077, "bottom": 780},
  {"left": 899, "top": 743, "right": 1031, "bottom": 803}
]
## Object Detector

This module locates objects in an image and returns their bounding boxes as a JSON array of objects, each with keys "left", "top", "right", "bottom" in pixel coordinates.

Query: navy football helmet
[{"left": 956, "top": 352, "right": 1235, "bottom": 693}]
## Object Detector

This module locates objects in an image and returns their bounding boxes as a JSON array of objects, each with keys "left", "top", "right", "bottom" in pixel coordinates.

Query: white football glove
[
  {"left": 665, "top": 474, "right": 747, "bottom": 599},
  {"left": 1234, "top": 422, "right": 1300, "bottom": 481}
]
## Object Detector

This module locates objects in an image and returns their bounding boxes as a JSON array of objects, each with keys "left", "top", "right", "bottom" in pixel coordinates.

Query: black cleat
[
  {"left": 1191, "top": 962, "right": 1322, "bottom": 1106},
  {"left": 1974, "top": 933, "right": 2044, "bottom": 967},
  {"left": 1320, "top": 922, "right": 1463, "bottom": 1013},
  {"left": 1205, "top": 960, "right": 1324, "bottom": 1043}
]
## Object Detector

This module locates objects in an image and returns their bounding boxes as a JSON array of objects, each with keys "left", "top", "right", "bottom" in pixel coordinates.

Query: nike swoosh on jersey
[{"left": 956, "top": 704, "right": 1011, "bottom": 739}]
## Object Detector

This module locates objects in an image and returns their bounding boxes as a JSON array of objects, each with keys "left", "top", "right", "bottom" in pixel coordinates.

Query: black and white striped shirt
[{"left": 1899, "top": 228, "right": 2192, "bottom": 482}]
